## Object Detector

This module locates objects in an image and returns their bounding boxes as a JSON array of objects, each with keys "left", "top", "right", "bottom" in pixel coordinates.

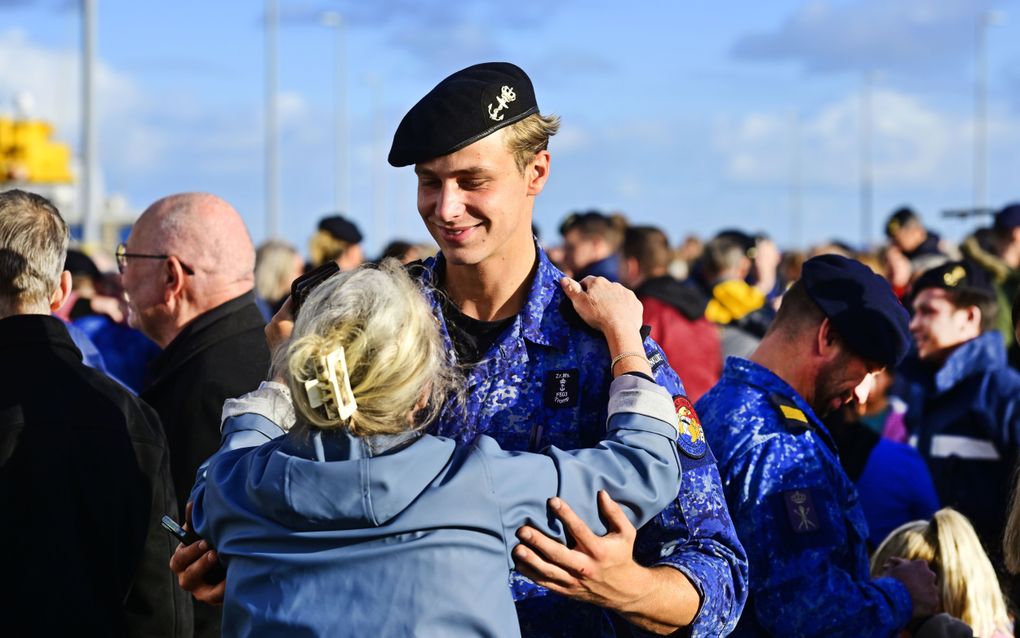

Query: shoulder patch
[
  {"left": 673, "top": 395, "right": 707, "bottom": 459},
  {"left": 769, "top": 392, "right": 814, "bottom": 435},
  {"left": 782, "top": 489, "right": 822, "bottom": 534}
]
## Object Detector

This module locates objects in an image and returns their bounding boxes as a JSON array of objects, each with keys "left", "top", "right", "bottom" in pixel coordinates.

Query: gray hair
[
  {"left": 0, "top": 189, "right": 69, "bottom": 316},
  {"left": 279, "top": 259, "right": 458, "bottom": 438},
  {"left": 255, "top": 240, "right": 300, "bottom": 304}
]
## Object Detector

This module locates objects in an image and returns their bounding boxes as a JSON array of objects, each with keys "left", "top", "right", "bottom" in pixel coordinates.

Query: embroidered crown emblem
[{"left": 487, "top": 85, "right": 517, "bottom": 122}]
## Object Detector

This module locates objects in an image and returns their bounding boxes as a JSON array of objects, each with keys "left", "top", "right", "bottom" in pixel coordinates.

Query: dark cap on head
[
  {"left": 885, "top": 206, "right": 918, "bottom": 238},
  {"left": 800, "top": 254, "right": 911, "bottom": 367},
  {"left": 318, "top": 215, "right": 363, "bottom": 244},
  {"left": 911, "top": 260, "right": 995, "bottom": 301},
  {"left": 994, "top": 202, "right": 1020, "bottom": 232},
  {"left": 388, "top": 62, "right": 539, "bottom": 167}
]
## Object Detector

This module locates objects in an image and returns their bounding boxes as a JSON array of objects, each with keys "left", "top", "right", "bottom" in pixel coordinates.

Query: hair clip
[{"left": 304, "top": 346, "right": 358, "bottom": 421}]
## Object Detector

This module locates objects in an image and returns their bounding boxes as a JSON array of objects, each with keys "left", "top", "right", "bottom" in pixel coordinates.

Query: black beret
[
  {"left": 911, "top": 260, "right": 995, "bottom": 301},
  {"left": 800, "top": 254, "right": 911, "bottom": 367},
  {"left": 64, "top": 249, "right": 101, "bottom": 279},
  {"left": 388, "top": 62, "right": 539, "bottom": 167},
  {"left": 994, "top": 202, "right": 1020, "bottom": 232},
  {"left": 318, "top": 215, "right": 362, "bottom": 244},
  {"left": 885, "top": 206, "right": 918, "bottom": 238}
]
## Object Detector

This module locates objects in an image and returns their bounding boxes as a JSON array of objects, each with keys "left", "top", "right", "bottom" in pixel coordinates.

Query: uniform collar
[
  {"left": 722, "top": 356, "right": 826, "bottom": 429},
  {"left": 934, "top": 331, "right": 1007, "bottom": 393},
  {"left": 420, "top": 242, "right": 570, "bottom": 352}
]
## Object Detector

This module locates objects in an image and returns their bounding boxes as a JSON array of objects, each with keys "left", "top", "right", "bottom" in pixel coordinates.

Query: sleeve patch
[
  {"left": 783, "top": 489, "right": 822, "bottom": 534},
  {"left": 673, "top": 395, "right": 708, "bottom": 459}
]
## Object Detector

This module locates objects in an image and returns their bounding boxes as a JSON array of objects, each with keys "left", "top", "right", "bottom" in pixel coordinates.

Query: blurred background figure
[
  {"left": 697, "top": 230, "right": 775, "bottom": 359},
  {"left": 559, "top": 210, "right": 627, "bottom": 281},
  {"left": 379, "top": 238, "right": 426, "bottom": 263},
  {"left": 65, "top": 247, "right": 160, "bottom": 392},
  {"left": 254, "top": 239, "right": 303, "bottom": 319},
  {"left": 871, "top": 509, "right": 1013, "bottom": 638},
  {"left": 621, "top": 226, "right": 721, "bottom": 401},
  {"left": 309, "top": 214, "right": 365, "bottom": 270},
  {"left": 960, "top": 203, "right": 1020, "bottom": 358},
  {"left": 672, "top": 234, "right": 704, "bottom": 282},
  {"left": 824, "top": 372, "right": 939, "bottom": 549},
  {"left": 885, "top": 206, "right": 949, "bottom": 266}
]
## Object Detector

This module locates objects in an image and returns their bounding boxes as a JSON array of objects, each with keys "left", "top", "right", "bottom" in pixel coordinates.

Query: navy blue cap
[
  {"left": 388, "top": 62, "right": 539, "bottom": 167},
  {"left": 994, "top": 202, "right": 1020, "bottom": 231},
  {"left": 318, "top": 215, "right": 362, "bottom": 244},
  {"left": 800, "top": 254, "right": 911, "bottom": 367},
  {"left": 911, "top": 260, "right": 995, "bottom": 301}
]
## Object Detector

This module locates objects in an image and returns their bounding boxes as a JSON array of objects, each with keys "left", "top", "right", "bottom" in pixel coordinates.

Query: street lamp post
[
  {"left": 81, "top": 0, "right": 99, "bottom": 246},
  {"left": 974, "top": 11, "right": 1003, "bottom": 213},
  {"left": 320, "top": 11, "right": 348, "bottom": 216},
  {"left": 265, "top": 0, "right": 280, "bottom": 239}
]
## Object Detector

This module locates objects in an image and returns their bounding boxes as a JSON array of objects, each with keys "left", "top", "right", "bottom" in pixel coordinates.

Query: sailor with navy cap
[
  {"left": 902, "top": 260, "right": 1020, "bottom": 560},
  {"left": 169, "top": 61, "right": 747, "bottom": 637},
  {"left": 697, "top": 254, "right": 940, "bottom": 637},
  {"left": 390, "top": 63, "right": 747, "bottom": 636}
]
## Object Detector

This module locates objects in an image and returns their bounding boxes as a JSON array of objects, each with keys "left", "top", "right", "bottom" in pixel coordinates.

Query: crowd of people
[{"left": 2, "top": 61, "right": 1020, "bottom": 638}]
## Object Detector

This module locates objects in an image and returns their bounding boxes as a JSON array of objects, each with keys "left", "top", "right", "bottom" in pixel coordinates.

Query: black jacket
[
  {"left": 0, "top": 314, "right": 192, "bottom": 637},
  {"left": 141, "top": 291, "right": 270, "bottom": 517}
]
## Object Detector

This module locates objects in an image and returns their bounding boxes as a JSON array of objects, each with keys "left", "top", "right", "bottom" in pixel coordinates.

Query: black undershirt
[{"left": 440, "top": 294, "right": 516, "bottom": 365}]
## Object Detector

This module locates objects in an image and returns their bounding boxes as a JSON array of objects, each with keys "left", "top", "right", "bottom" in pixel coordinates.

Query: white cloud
[{"left": 713, "top": 87, "right": 1020, "bottom": 190}]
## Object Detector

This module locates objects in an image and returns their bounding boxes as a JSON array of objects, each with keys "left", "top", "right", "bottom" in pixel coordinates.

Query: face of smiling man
[{"left": 414, "top": 129, "right": 549, "bottom": 271}]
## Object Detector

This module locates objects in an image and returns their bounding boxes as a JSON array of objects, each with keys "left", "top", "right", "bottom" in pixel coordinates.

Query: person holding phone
[{"left": 190, "top": 262, "right": 682, "bottom": 637}]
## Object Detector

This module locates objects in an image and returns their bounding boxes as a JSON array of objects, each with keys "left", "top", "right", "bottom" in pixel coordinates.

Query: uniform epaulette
[{"left": 768, "top": 392, "right": 815, "bottom": 435}]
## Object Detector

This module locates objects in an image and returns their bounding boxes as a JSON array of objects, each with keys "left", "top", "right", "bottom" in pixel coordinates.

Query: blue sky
[{"left": 2, "top": 0, "right": 1018, "bottom": 255}]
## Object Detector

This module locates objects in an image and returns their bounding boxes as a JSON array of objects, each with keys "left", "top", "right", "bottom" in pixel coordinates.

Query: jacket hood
[
  {"left": 935, "top": 331, "right": 1007, "bottom": 394},
  {"left": 960, "top": 234, "right": 1013, "bottom": 283},
  {"left": 635, "top": 276, "right": 708, "bottom": 320},
  {"left": 232, "top": 428, "right": 456, "bottom": 529}
]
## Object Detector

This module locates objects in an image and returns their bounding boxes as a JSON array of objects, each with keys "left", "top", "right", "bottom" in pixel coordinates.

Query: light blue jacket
[{"left": 192, "top": 375, "right": 682, "bottom": 638}]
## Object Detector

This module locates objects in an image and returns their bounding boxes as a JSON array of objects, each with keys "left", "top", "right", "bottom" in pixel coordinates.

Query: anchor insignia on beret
[{"left": 487, "top": 85, "right": 517, "bottom": 122}]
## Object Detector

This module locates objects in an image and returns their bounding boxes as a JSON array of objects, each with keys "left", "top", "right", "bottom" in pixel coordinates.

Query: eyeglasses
[{"left": 115, "top": 242, "right": 195, "bottom": 276}]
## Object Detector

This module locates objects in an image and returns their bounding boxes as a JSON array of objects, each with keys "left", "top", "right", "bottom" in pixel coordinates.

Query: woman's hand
[
  {"left": 265, "top": 297, "right": 295, "bottom": 357},
  {"left": 561, "top": 276, "right": 642, "bottom": 336},
  {"left": 561, "top": 277, "right": 650, "bottom": 377}
]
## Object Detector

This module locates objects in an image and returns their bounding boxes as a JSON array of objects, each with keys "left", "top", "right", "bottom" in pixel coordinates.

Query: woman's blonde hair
[
  {"left": 308, "top": 229, "right": 353, "bottom": 268},
  {"left": 871, "top": 508, "right": 1012, "bottom": 638},
  {"left": 1005, "top": 467, "right": 1020, "bottom": 575},
  {"left": 280, "top": 259, "right": 457, "bottom": 439}
]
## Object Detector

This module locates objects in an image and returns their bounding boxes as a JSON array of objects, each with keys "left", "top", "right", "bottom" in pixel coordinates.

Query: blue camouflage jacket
[
  {"left": 420, "top": 247, "right": 748, "bottom": 638},
  {"left": 901, "top": 331, "right": 1020, "bottom": 551},
  {"left": 698, "top": 357, "right": 912, "bottom": 637}
]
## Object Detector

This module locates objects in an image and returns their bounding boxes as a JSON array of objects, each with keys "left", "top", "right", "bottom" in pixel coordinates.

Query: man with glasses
[{"left": 121, "top": 192, "right": 269, "bottom": 638}]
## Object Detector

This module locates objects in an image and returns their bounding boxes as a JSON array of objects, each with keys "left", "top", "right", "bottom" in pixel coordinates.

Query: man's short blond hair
[
  {"left": 503, "top": 113, "right": 560, "bottom": 174},
  {"left": 0, "top": 189, "right": 69, "bottom": 316}
]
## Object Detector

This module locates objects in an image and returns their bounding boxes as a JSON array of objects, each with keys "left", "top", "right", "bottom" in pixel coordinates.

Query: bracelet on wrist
[{"left": 610, "top": 351, "right": 647, "bottom": 373}]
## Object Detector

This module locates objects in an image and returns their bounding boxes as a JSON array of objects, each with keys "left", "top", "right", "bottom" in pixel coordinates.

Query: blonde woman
[
  {"left": 872, "top": 508, "right": 1013, "bottom": 638},
  {"left": 190, "top": 261, "right": 683, "bottom": 638}
]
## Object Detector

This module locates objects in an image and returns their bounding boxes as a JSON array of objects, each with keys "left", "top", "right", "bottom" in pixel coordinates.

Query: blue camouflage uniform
[
  {"left": 698, "top": 357, "right": 912, "bottom": 638},
  {"left": 418, "top": 246, "right": 747, "bottom": 638}
]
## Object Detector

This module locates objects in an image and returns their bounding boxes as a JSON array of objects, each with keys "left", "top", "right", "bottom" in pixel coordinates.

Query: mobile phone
[
  {"left": 161, "top": 514, "right": 200, "bottom": 546},
  {"left": 291, "top": 261, "right": 340, "bottom": 317},
  {"left": 161, "top": 515, "right": 228, "bottom": 584}
]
